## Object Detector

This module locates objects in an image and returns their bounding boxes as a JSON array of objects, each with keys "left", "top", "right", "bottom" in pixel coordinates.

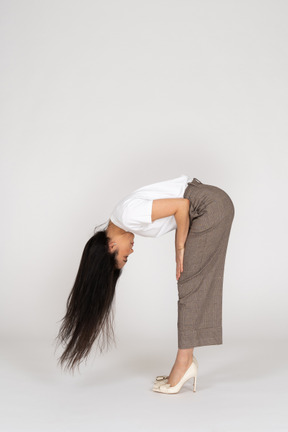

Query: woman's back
[{"left": 110, "top": 174, "right": 192, "bottom": 238}]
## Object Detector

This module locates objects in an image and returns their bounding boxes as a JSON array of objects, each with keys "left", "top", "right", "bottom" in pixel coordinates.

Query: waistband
[{"left": 188, "top": 177, "right": 203, "bottom": 185}]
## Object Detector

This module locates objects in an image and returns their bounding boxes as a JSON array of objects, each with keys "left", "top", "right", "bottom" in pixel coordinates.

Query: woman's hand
[{"left": 176, "top": 247, "right": 185, "bottom": 281}]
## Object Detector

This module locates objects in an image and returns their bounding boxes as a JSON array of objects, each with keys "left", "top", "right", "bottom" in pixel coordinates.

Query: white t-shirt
[{"left": 110, "top": 174, "right": 192, "bottom": 238}]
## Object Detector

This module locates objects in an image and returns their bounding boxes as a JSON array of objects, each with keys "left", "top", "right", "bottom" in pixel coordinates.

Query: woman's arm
[
  {"left": 174, "top": 202, "right": 190, "bottom": 281},
  {"left": 151, "top": 198, "right": 190, "bottom": 247},
  {"left": 151, "top": 198, "right": 190, "bottom": 280},
  {"left": 174, "top": 200, "right": 190, "bottom": 251},
  {"left": 151, "top": 198, "right": 190, "bottom": 223}
]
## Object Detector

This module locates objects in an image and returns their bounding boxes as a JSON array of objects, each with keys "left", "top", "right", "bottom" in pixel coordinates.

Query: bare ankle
[{"left": 176, "top": 348, "right": 194, "bottom": 364}]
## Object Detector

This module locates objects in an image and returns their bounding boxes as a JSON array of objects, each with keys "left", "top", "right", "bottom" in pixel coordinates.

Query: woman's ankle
[{"left": 176, "top": 348, "right": 194, "bottom": 363}]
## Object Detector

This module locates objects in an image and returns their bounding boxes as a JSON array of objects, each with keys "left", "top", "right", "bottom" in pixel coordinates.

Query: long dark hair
[{"left": 54, "top": 221, "right": 122, "bottom": 373}]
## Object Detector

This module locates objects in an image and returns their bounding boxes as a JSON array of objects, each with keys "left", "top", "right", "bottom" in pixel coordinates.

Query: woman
[{"left": 55, "top": 174, "right": 235, "bottom": 394}]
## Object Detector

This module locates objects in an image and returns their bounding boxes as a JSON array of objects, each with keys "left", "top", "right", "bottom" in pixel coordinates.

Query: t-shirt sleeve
[{"left": 122, "top": 198, "right": 153, "bottom": 227}]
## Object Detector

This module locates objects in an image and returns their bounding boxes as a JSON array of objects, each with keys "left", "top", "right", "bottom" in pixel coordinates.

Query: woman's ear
[{"left": 108, "top": 241, "right": 117, "bottom": 253}]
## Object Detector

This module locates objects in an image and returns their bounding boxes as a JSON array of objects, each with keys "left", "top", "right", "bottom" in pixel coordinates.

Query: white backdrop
[{"left": 1, "top": 1, "right": 287, "bottom": 431}]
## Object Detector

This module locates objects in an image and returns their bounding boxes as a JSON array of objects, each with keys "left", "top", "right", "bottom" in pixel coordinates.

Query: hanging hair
[{"left": 54, "top": 221, "right": 122, "bottom": 373}]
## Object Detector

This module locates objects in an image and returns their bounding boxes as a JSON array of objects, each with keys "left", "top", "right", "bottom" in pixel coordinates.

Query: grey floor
[{"left": 0, "top": 336, "right": 287, "bottom": 432}]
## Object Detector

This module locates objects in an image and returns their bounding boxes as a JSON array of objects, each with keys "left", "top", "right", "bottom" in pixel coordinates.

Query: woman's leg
[{"left": 167, "top": 178, "right": 234, "bottom": 386}]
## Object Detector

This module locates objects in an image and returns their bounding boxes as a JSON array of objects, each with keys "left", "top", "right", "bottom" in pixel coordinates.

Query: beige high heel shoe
[{"left": 152, "top": 356, "right": 198, "bottom": 394}]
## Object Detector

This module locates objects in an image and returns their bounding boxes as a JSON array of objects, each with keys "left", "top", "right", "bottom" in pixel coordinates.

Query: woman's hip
[{"left": 183, "top": 178, "right": 235, "bottom": 233}]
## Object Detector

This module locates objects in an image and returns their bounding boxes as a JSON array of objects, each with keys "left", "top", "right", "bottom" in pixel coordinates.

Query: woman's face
[{"left": 109, "top": 232, "right": 135, "bottom": 269}]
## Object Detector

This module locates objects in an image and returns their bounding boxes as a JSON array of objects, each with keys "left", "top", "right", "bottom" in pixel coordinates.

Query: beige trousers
[{"left": 177, "top": 178, "right": 235, "bottom": 348}]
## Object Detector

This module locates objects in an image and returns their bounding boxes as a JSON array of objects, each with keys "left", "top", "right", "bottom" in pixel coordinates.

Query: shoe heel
[{"left": 193, "top": 376, "right": 197, "bottom": 392}]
